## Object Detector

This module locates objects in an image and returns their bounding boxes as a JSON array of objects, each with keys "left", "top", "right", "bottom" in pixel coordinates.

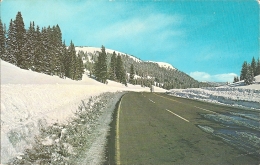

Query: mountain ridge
[{"left": 76, "top": 46, "right": 212, "bottom": 89}]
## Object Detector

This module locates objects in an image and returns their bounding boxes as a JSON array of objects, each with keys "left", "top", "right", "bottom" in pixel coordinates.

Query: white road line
[
  {"left": 194, "top": 106, "right": 218, "bottom": 114},
  {"left": 166, "top": 109, "right": 190, "bottom": 122},
  {"left": 149, "top": 99, "right": 155, "bottom": 103}
]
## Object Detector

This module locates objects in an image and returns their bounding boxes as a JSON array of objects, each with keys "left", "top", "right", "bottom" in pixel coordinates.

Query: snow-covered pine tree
[
  {"left": 5, "top": 19, "right": 16, "bottom": 64},
  {"left": 0, "top": 19, "right": 5, "bottom": 59}
]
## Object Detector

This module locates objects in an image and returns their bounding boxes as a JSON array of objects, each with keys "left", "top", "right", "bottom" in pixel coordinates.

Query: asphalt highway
[{"left": 115, "top": 92, "right": 259, "bottom": 165}]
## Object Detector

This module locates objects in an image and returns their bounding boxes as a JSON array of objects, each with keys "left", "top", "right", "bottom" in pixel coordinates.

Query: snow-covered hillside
[
  {"left": 75, "top": 46, "right": 142, "bottom": 63},
  {"left": 147, "top": 61, "right": 176, "bottom": 70},
  {"left": 0, "top": 60, "right": 166, "bottom": 163},
  {"left": 167, "top": 76, "right": 260, "bottom": 110}
]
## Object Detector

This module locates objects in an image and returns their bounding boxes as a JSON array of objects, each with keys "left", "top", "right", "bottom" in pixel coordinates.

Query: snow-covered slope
[
  {"left": 167, "top": 76, "right": 260, "bottom": 110},
  {"left": 75, "top": 46, "right": 142, "bottom": 63},
  {"left": 0, "top": 60, "right": 166, "bottom": 163},
  {"left": 222, "top": 75, "right": 260, "bottom": 90},
  {"left": 147, "top": 61, "right": 176, "bottom": 70}
]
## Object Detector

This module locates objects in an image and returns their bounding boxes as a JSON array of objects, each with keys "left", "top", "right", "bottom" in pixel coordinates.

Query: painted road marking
[
  {"left": 116, "top": 96, "right": 124, "bottom": 165},
  {"left": 153, "top": 93, "right": 182, "bottom": 104},
  {"left": 149, "top": 99, "right": 155, "bottom": 103},
  {"left": 194, "top": 106, "right": 218, "bottom": 114},
  {"left": 166, "top": 109, "right": 190, "bottom": 122}
]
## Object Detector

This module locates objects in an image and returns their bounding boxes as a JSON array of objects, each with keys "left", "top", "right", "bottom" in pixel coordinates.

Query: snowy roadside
[
  {"left": 1, "top": 61, "right": 166, "bottom": 164},
  {"left": 7, "top": 92, "right": 124, "bottom": 164},
  {"left": 167, "top": 85, "right": 260, "bottom": 110}
]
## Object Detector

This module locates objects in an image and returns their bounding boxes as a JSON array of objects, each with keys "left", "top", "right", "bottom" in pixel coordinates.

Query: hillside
[{"left": 76, "top": 46, "right": 211, "bottom": 89}]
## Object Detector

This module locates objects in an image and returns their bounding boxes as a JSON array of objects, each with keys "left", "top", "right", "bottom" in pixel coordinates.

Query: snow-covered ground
[
  {"left": 167, "top": 75, "right": 260, "bottom": 110},
  {"left": 0, "top": 60, "right": 166, "bottom": 164},
  {"left": 147, "top": 61, "right": 176, "bottom": 70}
]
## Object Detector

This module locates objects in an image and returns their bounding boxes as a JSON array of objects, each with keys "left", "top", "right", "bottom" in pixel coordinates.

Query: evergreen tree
[
  {"left": 34, "top": 25, "right": 44, "bottom": 72},
  {"left": 116, "top": 55, "right": 127, "bottom": 85},
  {"left": 240, "top": 61, "right": 247, "bottom": 81},
  {"left": 256, "top": 58, "right": 260, "bottom": 76},
  {"left": 13, "top": 12, "right": 27, "bottom": 68},
  {"left": 5, "top": 19, "right": 16, "bottom": 64},
  {"left": 251, "top": 57, "right": 257, "bottom": 76},
  {"left": 67, "top": 40, "right": 77, "bottom": 79},
  {"left": 129, "top": 64, "right": 135, "bottom": 84},
  {"left": 233, "top": 76, "right": 239, "bottom": 83},
  {"left": 109, "top": 51, "right": 117, "bottom": 80},
  {"left": 244, "top": 65, "right": 254, "bottom": 85},
  {"left": 94, "top": 45, "right": 107, "bottom": 83},
  {"left": 62, "top": 41, "right": 69, "bottom": 78},
  {"left": 0, "top": 19, "right": 5, "bottom": 59},
  {"left": 24, "top": 21, "right": 36, "bottom": 69}
]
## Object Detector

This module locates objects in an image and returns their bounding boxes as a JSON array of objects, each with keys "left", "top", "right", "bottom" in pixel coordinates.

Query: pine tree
[
  {"left": 129, "top": 64, "right": 135, "bottom": 84},
  {"left": 5, "top": 19, "right": 16, "bottom": 64},
  {"left": 0, "top": 19, "right": 5, "bottom": 59},
  {"left": 94, "top": 45, "right": 107, "bottom": 83},
  {"left": 244, "top": 65, "right": 254, "bottom": 85},
  {"left": 116, "top": 55, "right": 127, "bottom": 85},
  {"left": 34, "top": 25, "right": 44, "bottom": 72},
  {"left": 13, "top": 12, "right": 27, "bottom": 68},
  {"left": 256, "top": 58, "right": 260, "bottom": 76},
  {"left": 233, "top": 76, "right": 239, "bottom": 83},
  {"left": 67, "top": 40, "right": 77, "bottom": 79},
  {"left": 240, "top": 61, "right": 247, "bottom": 81},
  {"left": 109, "top": 51, "right": 116, "bottom": 80},
  {"left": 251, "top": 57, "right": 257, "bottom": 76},
  {"left": 24, "top": 21, "right": 36, "bottom": 69}
]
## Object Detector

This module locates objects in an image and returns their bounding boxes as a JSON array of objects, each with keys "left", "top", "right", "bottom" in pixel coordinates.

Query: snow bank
[
  {"left": 168, "top": 86, "right": 260, "bottom": 110},
  {"left": 1, "top": 60, "right": 165, "bottom": 164}
]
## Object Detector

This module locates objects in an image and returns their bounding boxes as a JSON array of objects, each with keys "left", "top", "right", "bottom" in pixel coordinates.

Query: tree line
[
  {"left": 80, "top": 47, "right": 212, "bottom": 89},
  {"left": 0, "top": 12, "right": 84, "bottom": 80},
  {"left": 0, "top": 12, "right": 212, "bottom": 89},
  {"left": 93, "top": 46, "right": 127, "bottom": 85},
  {"left": 234, "top": 57, "right": 260, "bottom": 85}
]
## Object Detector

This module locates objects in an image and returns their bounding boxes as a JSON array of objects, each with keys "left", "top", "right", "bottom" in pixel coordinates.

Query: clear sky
[{"left": 1, "top": 0, "right": 259, "bottom": 82}]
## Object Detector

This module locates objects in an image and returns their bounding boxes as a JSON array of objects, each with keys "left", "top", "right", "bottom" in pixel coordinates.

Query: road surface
[{"left": 113, "top": 92, "right": 259, "bottom": 164}]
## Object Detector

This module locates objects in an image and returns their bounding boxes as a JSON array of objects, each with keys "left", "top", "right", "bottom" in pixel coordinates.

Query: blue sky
[{"left": 1, "top": 0, "right": 259, "bottom": 82}]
